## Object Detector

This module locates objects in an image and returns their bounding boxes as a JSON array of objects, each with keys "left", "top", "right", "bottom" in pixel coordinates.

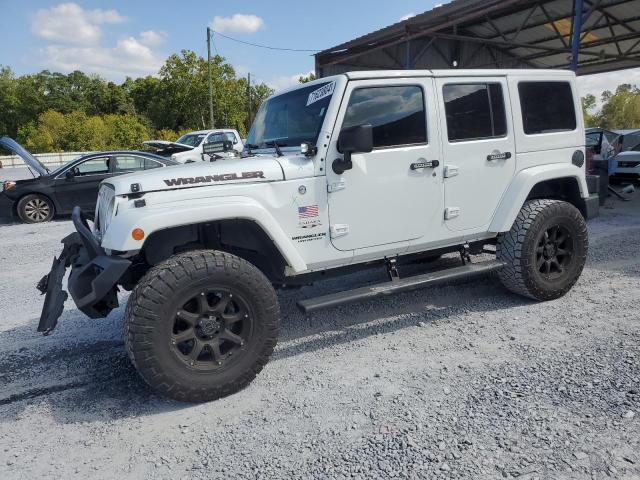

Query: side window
[
  {"left": 518, "top": 82, "right": 576, "bottom": 135},
  {"left": 75, "top": 157, "right": 110, "bottom": 175},
  {"left": 443, "top": 83, "right": 507, "bottom": 142},
  {"left": 114, "top": 155, "right": 145, "bottom": 172},
  {"left": 342, "top": 85, "right": 427, "bottom": 148},
  {"left": 206, "top": 133, "right": 224, "bottom": 144},
  {"left": 144, "top": 158, "right": 162, "bottom": 169}
]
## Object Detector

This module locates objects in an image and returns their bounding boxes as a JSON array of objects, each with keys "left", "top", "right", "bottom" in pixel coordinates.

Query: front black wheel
[
  {"left": 497, "top": 199, "right": 588, "bottom": 301},
  {"left": 17, "top": 194, "right": 55, "bottom": 223},
  {"left": 124, "top": 250, "right": 279, "bottom": 403}
]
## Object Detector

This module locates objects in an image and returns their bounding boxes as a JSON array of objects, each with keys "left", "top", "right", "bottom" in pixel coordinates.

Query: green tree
[
  {"left": 581, "top": 94, "right": 597, "bottom": 127},
  {"left": 0, "top": 66, "right": 18, "bottom": 137},
  {"left": 597, "top": 84, "right": 640, "bottom": 129},
  {"left": 103, "top": 114, "right": 150, "bottom": 150},
  {"left": 298, "top": 73, "right": 316, "bottom": 84}
]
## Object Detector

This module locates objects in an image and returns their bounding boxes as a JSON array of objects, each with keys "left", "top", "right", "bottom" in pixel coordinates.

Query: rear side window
[
  {"left": 443, "top": 83, "right": 507, "bottom": 142},
  {"left": 518, "top": 82, "right": 576, "bottom": 134},
  {"left": 342, "top": 86, "right": 427, "bottom": 148}
]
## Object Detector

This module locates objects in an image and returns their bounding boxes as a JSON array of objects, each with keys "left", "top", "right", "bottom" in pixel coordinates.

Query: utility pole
[
  {"left": 247, "top": 73, "right": 252, "bottom": 130},
  {"left": 207, "top": 27, "right": 215, "bottom": 128}
]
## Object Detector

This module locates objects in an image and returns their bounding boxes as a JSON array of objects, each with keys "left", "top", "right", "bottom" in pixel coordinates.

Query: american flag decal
[{"left": 298, "top": 205, "right": 319, "bottom": 218}]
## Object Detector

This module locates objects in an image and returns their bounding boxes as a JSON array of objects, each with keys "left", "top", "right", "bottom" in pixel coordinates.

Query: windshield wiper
[{"left": 264, "top": 140, "right": 286, "bottom": 157}]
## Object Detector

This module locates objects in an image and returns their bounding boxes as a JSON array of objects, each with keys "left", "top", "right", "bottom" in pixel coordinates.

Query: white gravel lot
[{"left": 0, "top": 195, "right": 638, "bottom": 480}]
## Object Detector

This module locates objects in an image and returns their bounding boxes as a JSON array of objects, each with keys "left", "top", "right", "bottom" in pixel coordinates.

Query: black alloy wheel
[{"left": 171, "top": 288, "right": 253, "bottom": 371}]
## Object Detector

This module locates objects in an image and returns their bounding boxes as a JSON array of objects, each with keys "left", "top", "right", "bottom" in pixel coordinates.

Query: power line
[{"left": 211, "top": 30, "right": 320, "bottom": 53}]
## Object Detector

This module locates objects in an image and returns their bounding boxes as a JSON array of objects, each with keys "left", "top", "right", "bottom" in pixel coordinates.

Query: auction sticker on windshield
[{"left": 306, "top": 82, "right": 336, "bottom": 106}]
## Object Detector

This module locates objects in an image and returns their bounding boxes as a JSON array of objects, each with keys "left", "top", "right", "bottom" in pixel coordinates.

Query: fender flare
[
  {"left": 100, "top": 196, "right": 307, "bottom": 273},
  {"left": 489, "top": 163, "right": 589, "bottom": 233}
]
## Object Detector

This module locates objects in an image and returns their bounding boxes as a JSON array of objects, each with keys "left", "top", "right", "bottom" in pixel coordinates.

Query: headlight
[{"left": 2, "top": 181, "right": 16, "bottom": 192}]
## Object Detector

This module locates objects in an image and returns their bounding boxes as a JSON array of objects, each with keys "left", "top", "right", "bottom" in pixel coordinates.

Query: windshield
[
  {"left": 246, "top": 81, "right": 335, "bottom": 148},
  {"left": 176, "top": 133, "right": 207, "bottom": 147}
]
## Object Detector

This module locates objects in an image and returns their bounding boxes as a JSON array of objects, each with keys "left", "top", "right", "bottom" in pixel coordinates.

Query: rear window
[
  {"left": 519, "top": 82, "right": 577, "bottom": 135},
  {"left": 443, "top": 83, "right": 507, "bottom": 142}
]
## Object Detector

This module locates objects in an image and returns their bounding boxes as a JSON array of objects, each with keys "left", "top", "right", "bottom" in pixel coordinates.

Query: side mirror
[
  {"left": 334, "top": 124, "right": 373, "bottom": 174},
  {"left": 65, "top": 169, "right": 76, "bottom": 180}
]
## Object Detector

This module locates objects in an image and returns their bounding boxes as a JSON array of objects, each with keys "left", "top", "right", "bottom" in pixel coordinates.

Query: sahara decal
[
  {"left": 291, "top": 232, "right": 327, "bottom": 243},
  {"left": 163, "top": 171, "right": 265, "bottom": 187},
  {"left": 297, "top": 204, "right": 321, "bottom": 229}
]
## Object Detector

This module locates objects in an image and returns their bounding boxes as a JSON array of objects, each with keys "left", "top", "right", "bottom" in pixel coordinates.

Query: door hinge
[
  {"left": 330, "top": 224, "right": 349, "bottom": 238},
  {"left": 327, "top": 180, "right": 346, "bottom": 193},
  {"left": 443, "top": 165, "right": 459, "bottom": 178},
  {"left": 444, "top": 207, "right": 461, "bottom": 220}
]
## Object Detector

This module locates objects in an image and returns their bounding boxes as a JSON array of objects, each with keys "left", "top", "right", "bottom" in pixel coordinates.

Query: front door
[
  {"left": 326, "top": 78, "right": 443, "bottom": 251},
  {"left": 435, "top": 76, "right": 516, "bottom": 232},
  {"left": 54, "top": 156, "right": 113, "bottom": 211}
]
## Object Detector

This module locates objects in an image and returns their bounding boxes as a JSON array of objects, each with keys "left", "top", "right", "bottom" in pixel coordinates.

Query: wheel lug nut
[
  {"left": 190, "top": 361, "right": 195, "bottom": 366},
  {"left": 217, "top": 361, "right": 222, "bottom": 365}
]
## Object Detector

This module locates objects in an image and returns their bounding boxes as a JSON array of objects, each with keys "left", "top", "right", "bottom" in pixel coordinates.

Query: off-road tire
[
  {"left": 124, "top": 250, "right": 279, "bottom": 403},
  {"left": 496, "top": 199, "right": 588, "bottom": 301},
  {"left": 17, "top": 194, "right": 55, "bottom": 223}
]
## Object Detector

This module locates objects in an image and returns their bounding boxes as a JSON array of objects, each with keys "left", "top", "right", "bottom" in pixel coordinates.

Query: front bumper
[
  {"left": 0, "top": 192, "right": 15, "bottom": 219},
  {"left": 37, "top": 207, "right": 131, "bottom": 334}
]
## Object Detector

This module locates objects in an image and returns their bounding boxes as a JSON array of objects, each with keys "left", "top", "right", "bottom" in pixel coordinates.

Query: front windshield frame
[{"left": 246, "top": 81, "right": 336, "bottom": 149}]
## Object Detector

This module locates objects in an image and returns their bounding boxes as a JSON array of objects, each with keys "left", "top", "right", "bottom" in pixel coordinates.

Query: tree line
[
  {"left": 582, "top": 84, "right": 640, "bottom": 130},
  {"left": 0, "top": 50, "right": 273, "bottom": 153}
]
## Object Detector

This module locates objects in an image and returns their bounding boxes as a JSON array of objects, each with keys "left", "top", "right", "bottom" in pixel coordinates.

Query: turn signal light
[{"left": 132, "top": 228, "right": 145, "bottom": 241}]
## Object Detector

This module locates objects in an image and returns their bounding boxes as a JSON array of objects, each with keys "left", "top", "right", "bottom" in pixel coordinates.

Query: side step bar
[{"left": 297, "top": 260, "right": 506, "bottom": 314}]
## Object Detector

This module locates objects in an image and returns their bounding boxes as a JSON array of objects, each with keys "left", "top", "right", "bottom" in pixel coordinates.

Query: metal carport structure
[{"left": 315, "top": 0, "right": 640, "bottom": 77}]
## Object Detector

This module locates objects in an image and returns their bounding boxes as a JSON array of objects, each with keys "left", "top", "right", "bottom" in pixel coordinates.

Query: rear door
[
  {"left": 435, "top": 76, "right": 515, "bottom": 232},
  {"left": 325, "top": 78, "right": 444, "bottom": 251}
]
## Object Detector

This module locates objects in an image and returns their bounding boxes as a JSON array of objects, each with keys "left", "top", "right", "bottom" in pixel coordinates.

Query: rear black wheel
[
  {"left": 497, "top": 199, "right": 588, "bottom": 301},
  {"left": 17, "top": 194, "right": 55, "bottom": 223},
  {"left": 124, "top": 250, "right": 279, "bottom": 403}
]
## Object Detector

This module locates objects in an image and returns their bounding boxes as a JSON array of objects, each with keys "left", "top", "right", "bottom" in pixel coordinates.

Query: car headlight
[{"left": 2, "top": 181, "right": 16, "bottom": 192}]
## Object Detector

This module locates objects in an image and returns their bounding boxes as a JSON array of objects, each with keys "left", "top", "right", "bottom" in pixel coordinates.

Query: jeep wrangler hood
[
  {"left": 0, "top": 136, "right": 49, "bottom": 177},
  {"left": 104, "top": 157, "right": 284, "bottom": 195}
]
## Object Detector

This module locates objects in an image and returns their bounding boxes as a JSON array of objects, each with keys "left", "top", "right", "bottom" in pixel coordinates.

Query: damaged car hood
[
  {"left": 104, "top": 157, "right": 284, "bottom": 195},
  {"left": 0, "top": 136, "right": 49, "bottom": 177}
]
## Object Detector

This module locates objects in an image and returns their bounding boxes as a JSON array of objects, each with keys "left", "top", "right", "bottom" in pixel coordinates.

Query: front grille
[
  {"left": 618, "top": 161, "right": 640, "bottom": 168},
  {"left": 94, "top": 184, "right": 115, "bottom": 239}
]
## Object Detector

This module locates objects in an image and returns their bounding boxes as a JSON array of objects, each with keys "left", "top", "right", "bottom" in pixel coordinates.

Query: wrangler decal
[{"left": 163, "top": 171, "right": 265, "bottom": 187}]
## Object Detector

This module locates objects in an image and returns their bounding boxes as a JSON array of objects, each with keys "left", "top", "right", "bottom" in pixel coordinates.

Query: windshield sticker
[{"left": 306, "top": 82, "right": 336, "bottom": 107}]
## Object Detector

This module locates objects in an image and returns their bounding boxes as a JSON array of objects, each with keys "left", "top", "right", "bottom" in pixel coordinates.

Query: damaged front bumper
[{"left": 37, "top": 207, "right": 131, "bottom": 334}]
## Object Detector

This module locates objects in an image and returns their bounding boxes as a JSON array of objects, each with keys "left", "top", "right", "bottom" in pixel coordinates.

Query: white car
[
  {"left": 144, "top": 129, "right": 244, "bottom": 163},
  {"left": 38, "top": 69, "right": 599, "bottom": 403},
  {"left": 612, "top": 141, "right": 640, "bottom": 182}
]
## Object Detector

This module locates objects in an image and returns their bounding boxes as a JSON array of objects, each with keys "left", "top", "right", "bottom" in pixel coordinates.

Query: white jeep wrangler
[{"left": 38, "top": 69, "right": 599, "bottom": 403}]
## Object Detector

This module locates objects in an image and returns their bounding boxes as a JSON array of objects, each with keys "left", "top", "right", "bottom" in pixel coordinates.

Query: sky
[{"left": 0, "top": 0, "right": 639, "bottom": 101}]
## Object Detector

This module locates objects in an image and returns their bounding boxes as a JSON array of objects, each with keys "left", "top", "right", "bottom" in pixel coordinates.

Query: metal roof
[{"left": 315, "top": 0, "right": 640, "bottom": 76}]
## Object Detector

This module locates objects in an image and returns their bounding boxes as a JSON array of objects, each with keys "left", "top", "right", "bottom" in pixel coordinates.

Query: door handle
[
  {"left": 487, "top": 151, "right": 512, "bottom": 161},
  {"left": 410, "top": 160, "right": 440, "bottom": 170}
]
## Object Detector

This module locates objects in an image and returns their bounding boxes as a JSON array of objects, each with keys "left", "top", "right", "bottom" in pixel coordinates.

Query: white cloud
[
  {"left": 210, "top": 14, "right": 264, "bottom": 34},
  {"left": 577, "top": 68, "right": 640, "bottom": 109},
  {"left": 268, "top": 71, "right": 315, "bottom": 92},
  {"left": 139, "top": 30, "right": 165, "bottom": 46},
  {"left": 400, "top": 13, "right": 416, "bottom": 21},
  {"left": 40, "top": 34, "right": 163, "bottom": 79},
  {"left": 31, "top": 3, "right": 127, "bottom": 45}
]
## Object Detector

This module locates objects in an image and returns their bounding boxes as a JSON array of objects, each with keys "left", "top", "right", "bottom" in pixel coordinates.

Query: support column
[
  {"left": 571, "top": 0, "right": 584, "bottom": 71},
  {"left": 405, "top": 40, "right": 412, "bottom": 69}
]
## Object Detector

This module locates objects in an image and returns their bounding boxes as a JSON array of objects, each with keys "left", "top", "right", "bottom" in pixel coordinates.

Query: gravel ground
[{"left": 0, "top": 195, "right": 638, "bottom": 480}]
